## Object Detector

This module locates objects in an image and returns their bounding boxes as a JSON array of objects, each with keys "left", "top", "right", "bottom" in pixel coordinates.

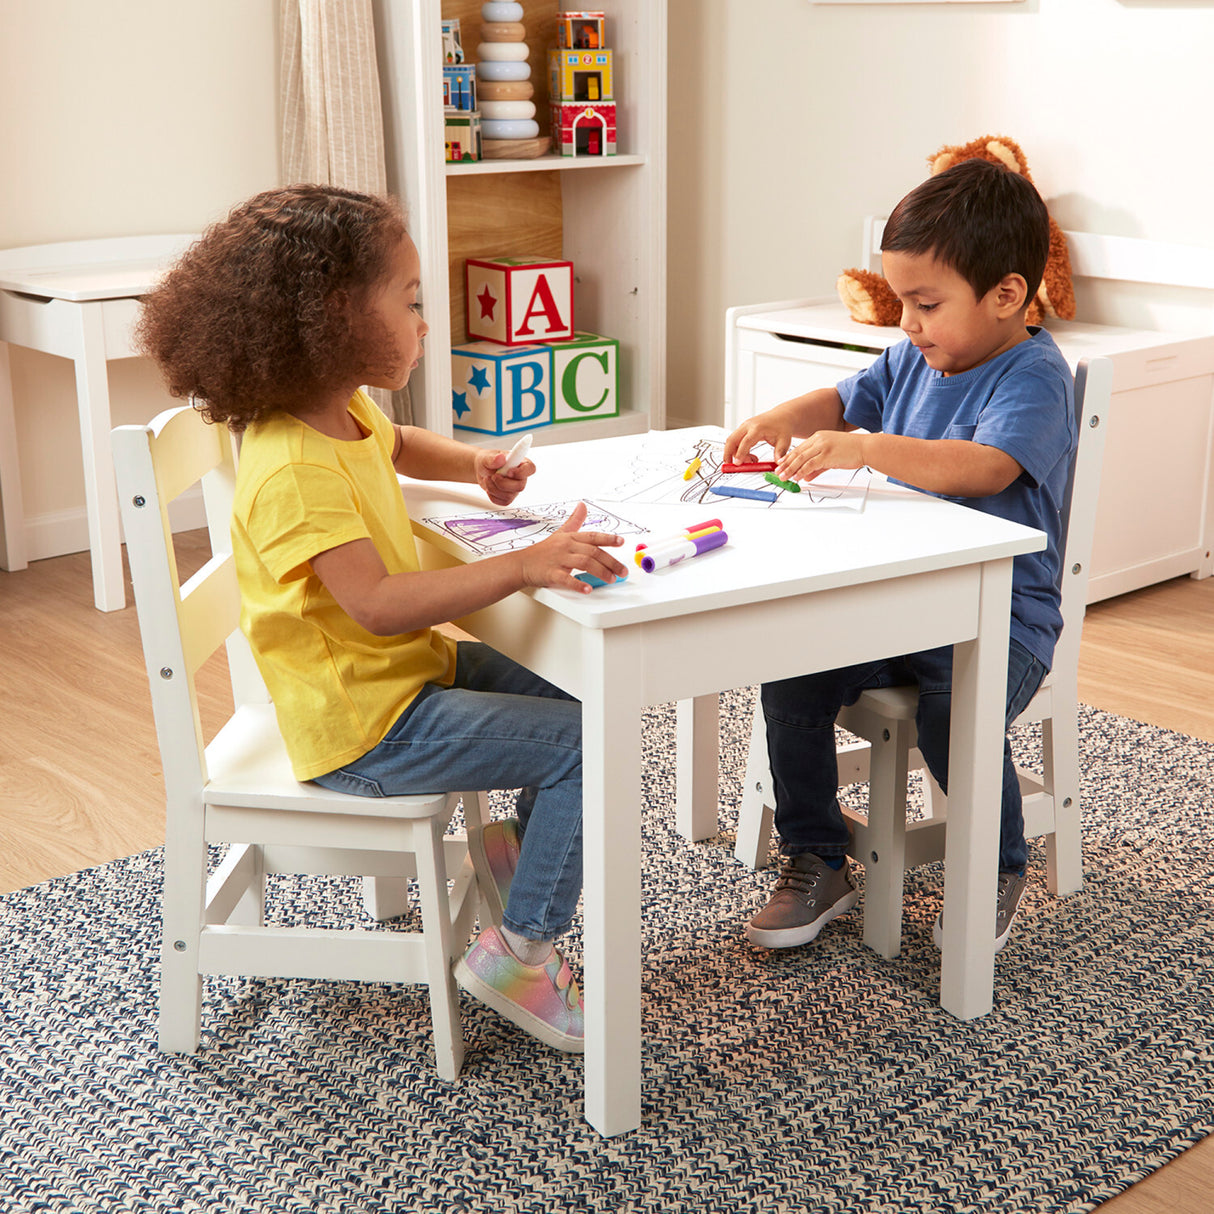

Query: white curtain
[{"left": 280, "top": 0, "right": 410, "bottom": 422}]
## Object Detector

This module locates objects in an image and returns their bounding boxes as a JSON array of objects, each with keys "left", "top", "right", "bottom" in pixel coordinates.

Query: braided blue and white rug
[{"left": 2, "top": 693, "right": 1211, "bottom": 1214}]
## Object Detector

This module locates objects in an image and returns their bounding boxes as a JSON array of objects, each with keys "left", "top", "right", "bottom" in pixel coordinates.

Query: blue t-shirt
[{"left": 837, "top": 327, "right": 1076, "bottom": 669}]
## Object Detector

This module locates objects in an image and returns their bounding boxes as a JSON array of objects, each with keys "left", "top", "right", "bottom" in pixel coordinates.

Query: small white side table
[{"left": 0, "top": 234, "right": 199, "bottom": 610}]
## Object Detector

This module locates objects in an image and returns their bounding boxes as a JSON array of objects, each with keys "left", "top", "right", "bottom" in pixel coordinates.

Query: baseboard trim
[{"left": 23, "top": 487, "right": 208, "bottom": 563}]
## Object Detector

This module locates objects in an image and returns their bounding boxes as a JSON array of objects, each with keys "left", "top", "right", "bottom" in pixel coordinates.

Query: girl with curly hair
[{"left": 138, "top": 184, "right": 628, "bottom": 1053}]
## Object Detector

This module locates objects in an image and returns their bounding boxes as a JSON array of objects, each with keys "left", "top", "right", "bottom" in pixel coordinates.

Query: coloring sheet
[
  {"left": 593, "top": 431, "right": 871, "bottom": 510},
  {"left": 421, "top": 501, "right": 648, "bottom": 558}
]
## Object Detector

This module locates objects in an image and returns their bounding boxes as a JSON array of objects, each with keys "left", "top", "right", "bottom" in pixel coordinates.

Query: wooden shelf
[{"left": 375, "top": 0, "right": 667, "bottom": 440}]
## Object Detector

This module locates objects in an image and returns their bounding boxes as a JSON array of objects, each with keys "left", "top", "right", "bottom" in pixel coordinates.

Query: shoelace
[{"left": 774, "top": 862, "right": 824, "bottom": 897}]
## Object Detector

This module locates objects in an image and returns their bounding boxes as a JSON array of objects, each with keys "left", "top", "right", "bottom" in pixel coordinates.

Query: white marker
[{"left": 500, "top": 432, "right": 533, "bottom": 472}]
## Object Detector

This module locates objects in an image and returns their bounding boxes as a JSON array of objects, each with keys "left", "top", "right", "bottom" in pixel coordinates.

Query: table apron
[
  {"left": 438, "top": 557, "right": 985, "bottom": 704},
  {"left": 0, "top": 293, "right": 141, "bottom": 360}
]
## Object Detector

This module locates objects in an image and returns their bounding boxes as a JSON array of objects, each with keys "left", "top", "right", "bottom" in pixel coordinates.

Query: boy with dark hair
[{"left": 724, "top": 158, "right": 1075, "bottom": 953}]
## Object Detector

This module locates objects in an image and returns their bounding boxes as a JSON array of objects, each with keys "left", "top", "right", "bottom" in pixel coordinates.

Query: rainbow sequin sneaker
[
  {"left": 470, "top": 818, "right": 521, "bottom": 924},
  {"left": 454, "top": 926, "right": 584, "bottom": 1053}
]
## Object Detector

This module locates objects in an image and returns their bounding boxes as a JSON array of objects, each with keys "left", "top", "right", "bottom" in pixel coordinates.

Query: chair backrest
[
  {"left": 113, "top": 406, "right": 266, "bottom": 803},
  {"left": 1050, "top": 357, "right": 1112, "bottom": 679}
]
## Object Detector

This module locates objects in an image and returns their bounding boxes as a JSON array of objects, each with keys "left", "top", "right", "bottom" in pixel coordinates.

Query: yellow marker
[{"left": 682, "top": 456, "right": 702, "bottom": 481}]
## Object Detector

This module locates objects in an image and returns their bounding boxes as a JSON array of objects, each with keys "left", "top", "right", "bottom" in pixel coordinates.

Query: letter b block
[
  {"left": 451, "top": 341, "right": 553, "bottom": 435},
  {"left": 551, "top": 332, "right": 618, "bottom": 423},
  {"left": 465, "top": 257, "right": 575, "bottom": 345}
]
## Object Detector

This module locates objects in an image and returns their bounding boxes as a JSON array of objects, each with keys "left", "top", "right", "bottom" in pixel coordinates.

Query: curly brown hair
[{"left": 136, "top": 184, "right": 408, "bottom": 431}]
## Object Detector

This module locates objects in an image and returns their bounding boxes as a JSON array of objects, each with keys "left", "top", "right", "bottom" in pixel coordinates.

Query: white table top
[
  {"left": 402, "top": 426, "right": 1045, "bottom": 628},
  {"left": 0, "top": 233, "right": 199, "bottom": 301}
]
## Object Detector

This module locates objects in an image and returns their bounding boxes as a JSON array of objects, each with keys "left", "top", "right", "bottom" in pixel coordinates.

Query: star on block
[
  {"left": 477, "top": 284, "right": 497, "bottom": 321},
  {"left": 469, "top": 364, "right": 491, "bottom": 393},
  {"left": 452, "top": 390, "right": 471, "bottom": 418}
]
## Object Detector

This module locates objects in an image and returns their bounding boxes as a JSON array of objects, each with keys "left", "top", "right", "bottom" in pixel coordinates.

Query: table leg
[
  {"left": 938, "top": 555, "right": 1013, "bottom": 1019},
  {"left": 675, "top": 695, "right": 720, "bottom": 841},
  {"left": 72, "top": 306, "right": 125, "bottom": 611},
  {"left": 0, "top": 341, "right": 28, "bottom": 572},
  {"left": 581, "top": 627, "right": 643, "bottom": 1136}
]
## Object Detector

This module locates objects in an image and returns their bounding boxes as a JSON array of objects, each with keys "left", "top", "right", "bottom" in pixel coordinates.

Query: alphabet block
[
  {"left": 451, "top": 341, "right": 553, "bottom": 436},
  {"left": 550, "top": 332, "right": 618, "bottom": 423},
  {"left": 465, "top": 257, "right": 575, "bottom": 345}
]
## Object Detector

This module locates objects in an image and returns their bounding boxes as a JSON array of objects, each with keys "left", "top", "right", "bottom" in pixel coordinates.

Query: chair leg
[
  {"left": 412, "top": 813, "right": 465, "bottom": 1082},
  {"left": 735, "top": 700, "right": 775, "bottom": 869},
  {"left": 675, "top": 695, "right": 721, "bottom": 841},
  {"left": 158, "top": 816, "right": 207, "bottom": 1053},
  {"left": 1042, "top": 708, "right": 1084, "bottom": 896},
  {"left": 362, "top": 875, "right": 412, "bottom": 922},
  {"left": 857, "top": 717, "right": 914, "bottom": 960},
  {"left": 460, "top": 791, "right": 499, "bottom": 927}
]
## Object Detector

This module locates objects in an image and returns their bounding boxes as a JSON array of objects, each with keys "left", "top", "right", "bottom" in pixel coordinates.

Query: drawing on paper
[
  {"left": 422, "top": 500, "right": 647, "bottom": 557},
  {"left": 595, "top": 433, "right": 870, "bottom": 509}
]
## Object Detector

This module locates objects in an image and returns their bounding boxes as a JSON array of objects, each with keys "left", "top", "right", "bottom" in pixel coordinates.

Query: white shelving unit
[{"left": 374, "top": 0, "right": 667, "bottom": 445}]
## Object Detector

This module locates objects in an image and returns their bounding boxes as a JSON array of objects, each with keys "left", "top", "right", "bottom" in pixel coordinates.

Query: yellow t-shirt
[{"left": 231, "top": 390, "right": 457, "bottom": 781}]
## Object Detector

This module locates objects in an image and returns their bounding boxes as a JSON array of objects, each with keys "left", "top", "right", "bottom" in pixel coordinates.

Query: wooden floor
[{"left": 2, "top": 537, "right": 1212, "bottom": 1209}]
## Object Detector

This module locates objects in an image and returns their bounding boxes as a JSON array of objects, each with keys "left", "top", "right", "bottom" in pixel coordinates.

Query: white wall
[
  {"left": 666, "top": 0, "right": 1214, "bottom": 427},
  {"left": 6, "top": 0, "right": 1214, "bottom": 555},
  {"left": 0, "top": 0, "right": 279, "bottom": 560}
]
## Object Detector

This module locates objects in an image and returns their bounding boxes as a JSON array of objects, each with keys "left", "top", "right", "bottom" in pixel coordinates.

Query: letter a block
[
  {"left": 551, "top": 332, "right": 618, "bottom": 423},
  {"left": 465, "top": 257, "right": 575, "bottom": 345},
  {"left": 451, "top": 341, "right": 553, "bottom": 435}
]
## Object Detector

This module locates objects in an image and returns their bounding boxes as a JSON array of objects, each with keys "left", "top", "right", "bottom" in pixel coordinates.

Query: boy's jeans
[
  {"left": 760, "top": 640, "right": 1046, "bottom": 873},
  {"left": 313, "top": 642, "right": 582, "bottom": 942}
]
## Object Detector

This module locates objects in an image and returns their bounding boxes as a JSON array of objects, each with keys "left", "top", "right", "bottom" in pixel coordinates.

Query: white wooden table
[
  {"left": 401, "top": 427, "right": 1045, "bottom": 1136},
  {"left": 0, "top": 234, "right": 198, "bottom": 610}
]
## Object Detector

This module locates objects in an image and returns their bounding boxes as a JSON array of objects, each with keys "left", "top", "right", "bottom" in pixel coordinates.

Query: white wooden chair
[
  {"left": 734, "top": 357, "right": 1113, "bottom": 958},
  {"left": 113, "top": 404, "right": 493, "bottom": 1080}
]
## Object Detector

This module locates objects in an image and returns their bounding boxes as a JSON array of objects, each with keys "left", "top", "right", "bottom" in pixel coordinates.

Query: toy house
[
  {"left": 443, "top": 65, "right": 477, "bottom": 112},
  {"left": 441, "top": 19, "right": 464, "bottom": 63},
  {"left": 444, "top": 110, "right": 482, "bottom": 164},
  {"left": 549, "top": 14, "right": 617, "bottom": 157},
  {"left": 549, "top": 48, "right": 613, "bottom": 103},
  {"left": 442, "top": 17, "right": 481, "bottom": 162},
  {"left": 465, "top": 257, "right": 575, "bottom": 345},
  {"left": 558, "top": 10, "right": 605, "bottom": 50},
  {"left": 552, "top": 102, "right": 616, "bottom": 157}
]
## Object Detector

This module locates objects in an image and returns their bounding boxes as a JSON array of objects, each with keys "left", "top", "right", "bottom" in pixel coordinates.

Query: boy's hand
[
  {"left": 518, "top": 502, "right": 628, "bottom": 594},
  {"left": 476, "top": 448, "right": 536, "bottom": 506},
  {"left": 723, "top": 413, "right": 794, "bottom": 466},
  {"left": 778, "top": 431, "right": 867, "bottom": 483}
]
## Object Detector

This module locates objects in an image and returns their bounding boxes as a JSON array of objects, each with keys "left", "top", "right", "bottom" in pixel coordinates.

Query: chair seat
[{"left": 206, "top": 704, "right": 450, "bottom": 819}]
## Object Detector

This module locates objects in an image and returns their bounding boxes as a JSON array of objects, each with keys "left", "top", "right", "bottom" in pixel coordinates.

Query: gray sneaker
[
  {"left": 745, "top": 853, "right": 860, "bottom": 949},
  {"left": 932, "top": 869, "right": 1027, "bottom": 952}
]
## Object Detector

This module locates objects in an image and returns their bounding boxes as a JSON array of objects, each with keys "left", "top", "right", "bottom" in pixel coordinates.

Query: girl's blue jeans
[
  {"left": 312, "top": 642, "right": 582, "bottom": 942},
  {"left": 760, "top": 640, "right": 1046, "bottom": 874}
]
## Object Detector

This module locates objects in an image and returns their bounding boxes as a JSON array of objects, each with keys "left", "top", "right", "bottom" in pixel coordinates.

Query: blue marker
[{"left": 709, "top": 485, "right": 778, "bottom": 504}]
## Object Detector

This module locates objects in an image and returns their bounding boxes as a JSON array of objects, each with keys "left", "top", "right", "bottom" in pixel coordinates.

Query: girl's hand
[
  {"left": 518, "top": 502, "right": 628, "bottom": 594},
  {"left": 777, "top": 431, "right": 867, "bottom": 483},
  {"left": 476, "top": 448, "right": 535, "bottom": 506}
]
